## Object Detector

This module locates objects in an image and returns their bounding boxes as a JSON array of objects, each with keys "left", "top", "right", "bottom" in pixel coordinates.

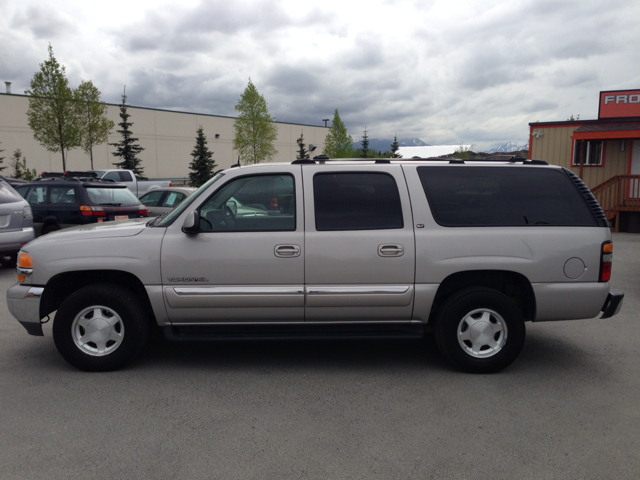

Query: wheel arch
[
  {"left": 40, "top": 217, "right": 61, "bottom": 234},
  {"left": 40, "top": 270, "right": 156, "bottom": 322},
  {"left": 429, "top": 270, "right": 536, "bottom": 323}
]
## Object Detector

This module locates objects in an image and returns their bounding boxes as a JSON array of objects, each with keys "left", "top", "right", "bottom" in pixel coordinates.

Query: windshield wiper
[
  {"left": 148, "top": 213, "right": 167, "bottom": 227},
  {"left": 99, "top": 203, "right": 122, "bottom": 206}
]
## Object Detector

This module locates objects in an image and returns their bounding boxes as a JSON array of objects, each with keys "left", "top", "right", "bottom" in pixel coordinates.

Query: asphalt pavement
[{"left": 0, "top": 233, "right": 638, "bottom": 479}]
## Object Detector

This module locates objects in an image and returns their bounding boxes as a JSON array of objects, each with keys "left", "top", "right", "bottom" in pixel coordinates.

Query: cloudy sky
[{"left": 1, "top": 0, "right": 639, "bottom": 151}]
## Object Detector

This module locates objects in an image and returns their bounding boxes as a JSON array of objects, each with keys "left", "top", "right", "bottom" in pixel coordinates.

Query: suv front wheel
[
  {"left": 434, "top": 288, "right": 526, "bottom": 373},
  {"left": 53, "top": 284, "right": 149, "bottom": 371}
]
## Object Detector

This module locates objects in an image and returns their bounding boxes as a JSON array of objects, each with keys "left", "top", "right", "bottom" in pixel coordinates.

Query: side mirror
[{"left": 182, "top": 210, "right": 201, "bottom": 234}]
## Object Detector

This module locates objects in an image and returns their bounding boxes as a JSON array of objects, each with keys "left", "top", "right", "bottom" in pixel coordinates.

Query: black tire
[
  {"left": 53, "top": 284, "right": 150, "bottom": 372},
  {"left": 434, "top": 287, "right": 526, "bottom": 373},
  {"left": 0, "top": 253, "right": 17, "bottom": 268},
  {"left": 42, "top": 224, "right": 60, "bottom": 235}
]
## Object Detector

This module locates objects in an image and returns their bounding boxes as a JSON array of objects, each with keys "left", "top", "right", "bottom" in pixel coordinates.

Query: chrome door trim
[
  {"left": 306, "top": 285, "right": 413, "bottom": 307},
  {"left": 306, "top": 286, "right": 410, "bottom": 295},
  {"left": 165, "top": 286, "right": 304, "bottom": 308},
  {"left": 174, "top": 286, "right": 304, "bottom": 296}
]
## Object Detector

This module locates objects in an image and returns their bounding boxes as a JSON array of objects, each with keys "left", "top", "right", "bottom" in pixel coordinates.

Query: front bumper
[
  {"left": 600, "top": 287, "right": 624, "bottom": 319},
  {"left": 7, "top": 283, "right": 44, "bottom": 336}
]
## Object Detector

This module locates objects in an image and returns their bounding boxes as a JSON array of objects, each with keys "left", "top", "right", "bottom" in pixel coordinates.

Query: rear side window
[
  {"left": 15, "top": 186, "right": 29, "bottom": 198},
  {"left": 140, "top": 190, "right": 164, "bottom": 206},
  {"left": 51, "top": 187, "right": 78, "bottom": 204},
  {"left": 313, "top": 172, "right": 403, "bottom": 231},
  {"left": 162, "top": 192, "right": 186, "bottom": 207},
  {"left": 418, "top": 166, "right": 597, "bottom": 227},
  {"left": 26, "top": 186, "right": 48, "bottom": 205},
  {"left": 103, "top": 171, "right": 120, "bottom": 182}
]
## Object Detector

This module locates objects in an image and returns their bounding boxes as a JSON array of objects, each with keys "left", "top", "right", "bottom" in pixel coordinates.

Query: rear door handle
[
  {"left": 275, "top": 244, "right": 301, "bottom": 257},
  {"left": 378, "top": 244, "right": 404, "bottom": 257}
]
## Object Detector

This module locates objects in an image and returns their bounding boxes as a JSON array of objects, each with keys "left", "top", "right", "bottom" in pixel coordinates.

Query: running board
[{"left": 163, "top": 322, "right": 425, "bottom": 342}]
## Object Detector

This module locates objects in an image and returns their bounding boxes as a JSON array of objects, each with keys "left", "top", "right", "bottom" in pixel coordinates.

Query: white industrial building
[{"left": 0, "top": 91, "right": 329, "bottom": 179}]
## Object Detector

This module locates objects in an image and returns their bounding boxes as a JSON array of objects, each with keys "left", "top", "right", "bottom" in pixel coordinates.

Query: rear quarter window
[{"left": 418, "top": 166, "right": 597, "bottom": 227}]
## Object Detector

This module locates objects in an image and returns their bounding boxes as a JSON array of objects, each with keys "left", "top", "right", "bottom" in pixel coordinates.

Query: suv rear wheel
[
  {"left": 53, "top": 284, "right": 149, "bottom": 371},
  {"left": 434, "top": 287, "right": 526, "bottom": 373}
]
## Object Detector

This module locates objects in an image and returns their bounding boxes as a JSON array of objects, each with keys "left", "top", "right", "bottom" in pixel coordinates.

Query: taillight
[
  {"left": 138, "top": 206, "right": 148, "bottom": 215},
  {"left": 80, "top": 205, "right": 105, "bottom": 217},
  {"left": 600, "top": 241, "right": 613, "bottom": 282}
]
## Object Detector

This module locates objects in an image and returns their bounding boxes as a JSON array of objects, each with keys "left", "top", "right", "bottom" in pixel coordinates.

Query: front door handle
[
  {"left": 378, "top": 244, "right": 404, "bottom": 257},
  {"left": 275, "top": 244, "right": 301, "bottom": 258}
]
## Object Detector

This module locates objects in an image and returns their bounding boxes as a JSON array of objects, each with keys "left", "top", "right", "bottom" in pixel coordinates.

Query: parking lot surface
[{"left": 0, "top": 233, "right": 638, "bottom": 479}]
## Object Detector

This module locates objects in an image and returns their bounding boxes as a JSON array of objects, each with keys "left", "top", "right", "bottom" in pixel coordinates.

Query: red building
[{"left": 529, "top": 89, "right": 640, "bottom": 231}]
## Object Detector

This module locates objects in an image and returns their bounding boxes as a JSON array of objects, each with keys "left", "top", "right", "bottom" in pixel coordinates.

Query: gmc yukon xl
[{"left": 7, "top": 157, "right": 624, "bottom": 373}]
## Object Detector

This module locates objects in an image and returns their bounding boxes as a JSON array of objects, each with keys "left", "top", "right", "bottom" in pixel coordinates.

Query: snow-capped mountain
[{"left": 486, "top": 142, "right": 529, "bottom": 153}]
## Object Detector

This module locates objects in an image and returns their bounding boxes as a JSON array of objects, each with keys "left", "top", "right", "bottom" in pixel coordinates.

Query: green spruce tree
[
  {"left": 10, "top": 149, "right": 25, "bottom": 179},
  {"left": 361, "top": 127, "right": 370, "bottom": 158},
  {"left": 296, "top": 132, "right": 310, "bottom": 159},
  {"left": 233, "top": 78, "right": 278, "bottom": 164},
  {"left": 0, "top": 141, "right": 5, "bottom": 172},
  {"left": 188, "top": 126, "right": 217, "bottom": 187},
  {"left": 109, "top": 89, "right": 146, "bottom": 179},
  {"left": 323, "top": 109, "right": 353, "bottom": 158},
  {"left": 390, "top": 134, "right": 402, "bottom": 158}
]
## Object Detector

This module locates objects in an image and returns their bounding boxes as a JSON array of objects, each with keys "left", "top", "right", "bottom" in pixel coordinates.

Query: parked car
[
  {"left": 14, "top": 174, "right": 148, "bottom": 236},
  {"left": 7, "top": 157, "right": 624, "bottom": 373},
  {"left": 0, "top": 178, "right": 34, "bottom": 267},
  {"left": 0, "top": 175, "right": 28, "bottom": 189},
  {"left": 139, "top": 187, "right": 196, "bottom": 216},
  {"left": 90, "top": 169, "right": 172, "bottom": 197}
]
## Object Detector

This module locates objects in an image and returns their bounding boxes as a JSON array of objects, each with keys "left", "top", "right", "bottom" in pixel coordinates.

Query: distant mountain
[
  {"left": 352, "top": 138, "right": 428, "bottom": 153},
  {"left": 486, "top": 142, "right": 529, "bottom": 153}
]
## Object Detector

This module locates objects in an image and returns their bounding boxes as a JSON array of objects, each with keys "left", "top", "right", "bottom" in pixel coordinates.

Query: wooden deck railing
[{"left": 591, "top": 175, "right": 640, "bottom": 231}]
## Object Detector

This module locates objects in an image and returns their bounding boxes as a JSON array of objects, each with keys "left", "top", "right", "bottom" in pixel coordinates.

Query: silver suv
[
  {"left": 0, "top": 179, "right": 34, "bottom": 267},
  {"left": 6, "top": 157, "right": 624, "bottom": 373}
]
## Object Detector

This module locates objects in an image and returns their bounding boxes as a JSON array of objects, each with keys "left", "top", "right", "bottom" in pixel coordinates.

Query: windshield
[
  {"left": 86, "top": 187, "right": 139, "bottom": 205},
  {"left": 156, "top": 173, "right": 224, "bottom": 227}
]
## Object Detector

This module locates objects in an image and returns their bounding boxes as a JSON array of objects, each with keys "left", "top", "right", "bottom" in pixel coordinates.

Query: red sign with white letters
[{"left": 598, "top": 90, "right": 640, "bottom": 119}]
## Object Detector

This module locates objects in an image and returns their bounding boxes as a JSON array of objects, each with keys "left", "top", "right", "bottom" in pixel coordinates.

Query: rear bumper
[
  {"left": 600, "top": 288, "right": 624, "bottom": 319},
  {"left": 0, "top": 228, "right": 35, "bottom": 254},
  {"left": 6, "top": 284, "right": 44, "bottom": 336}
]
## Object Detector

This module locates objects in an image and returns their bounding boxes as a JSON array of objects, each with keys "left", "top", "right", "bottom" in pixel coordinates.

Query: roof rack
[
  {"left": 33, "top": 171, "right": 123, "bottom": 185},
  {"left": 291, "top": 156, "right": 548, "bottom": 166},
  {"left": 39, "top": 171, "right": 99, "bottom": 179}
]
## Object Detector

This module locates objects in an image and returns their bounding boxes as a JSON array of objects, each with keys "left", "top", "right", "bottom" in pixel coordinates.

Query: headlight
[{"left": 17, "top": 252, "right": 33, "bottom": 283}]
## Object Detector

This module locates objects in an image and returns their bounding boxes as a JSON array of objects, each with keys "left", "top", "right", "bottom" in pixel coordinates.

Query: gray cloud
[
  {"left": 2, "top": 0, "right": 639, "bottom": 152},
  {"left": 11, "top": 6, "right": 77, "bottom": 39}
]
